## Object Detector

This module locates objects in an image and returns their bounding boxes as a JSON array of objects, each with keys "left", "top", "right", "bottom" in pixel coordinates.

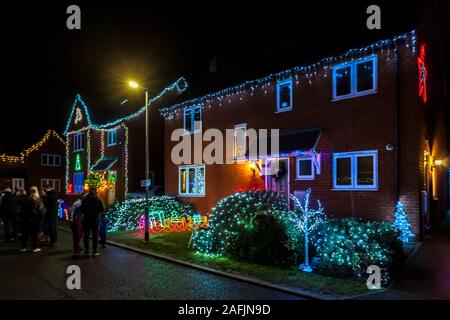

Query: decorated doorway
[
  {"left": 107, "top": 170, "right": 117, "bottom": 206},
  {"left": 265, "top": 158, "right": 290, "bottom": 204}
]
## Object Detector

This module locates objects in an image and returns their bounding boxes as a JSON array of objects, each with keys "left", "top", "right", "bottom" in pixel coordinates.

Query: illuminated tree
[
  {"left": 289, "top": 189, "right": 326, "bottom": 272},
  {"left": 393, "top": 201, "right": 414, "bottom": 244}
]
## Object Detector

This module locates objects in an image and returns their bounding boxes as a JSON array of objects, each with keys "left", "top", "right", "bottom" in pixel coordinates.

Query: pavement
[{"left": 0, "top": 229, "right": 303, "bottom": 300}]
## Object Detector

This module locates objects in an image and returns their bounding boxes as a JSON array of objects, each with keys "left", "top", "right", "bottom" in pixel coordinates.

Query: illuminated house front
[
  {"left": 160, "top": 30, "right": 448, "bottom": 239},
  {"left": 63, "top": 77, "right": 187, "bottom": 206}
]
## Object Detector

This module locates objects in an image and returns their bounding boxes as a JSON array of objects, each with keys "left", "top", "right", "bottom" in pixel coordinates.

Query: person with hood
[
  {"left": 80, "top": 187, "right": 105, "bottom": 256},
  {"left": 0, "top": 187, "right": 18, "bottom": 242},
  {"left": 42, "top": 185, "right": 59, "bottom": 246},
  {"left": 19, "top": 187, "right": 44, "bottom": 252},
  {"left": 70, "top": 193, "right": 86, "bottom": 254}
]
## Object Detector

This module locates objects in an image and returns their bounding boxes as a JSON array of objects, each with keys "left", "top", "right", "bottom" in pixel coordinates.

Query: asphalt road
[{"left": 0, "top": 228, "right": 302, "bottom": 300}]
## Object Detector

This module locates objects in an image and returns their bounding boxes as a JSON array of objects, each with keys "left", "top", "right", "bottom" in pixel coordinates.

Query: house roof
[
  {"left": 159, "top": 30, "right": 417, "bottom": 119},
  {"left": 90, "top": 156, "right": 118, "bottom": 172}
]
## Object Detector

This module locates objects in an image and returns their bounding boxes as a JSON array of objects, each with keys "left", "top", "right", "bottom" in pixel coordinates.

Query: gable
[{"left": 64, "top": 94, "right": 93, "bottom": 135}]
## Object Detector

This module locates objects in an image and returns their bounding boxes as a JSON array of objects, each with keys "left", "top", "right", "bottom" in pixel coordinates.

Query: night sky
[{"left": 0, "top": 1, "right": 426, "bottom": 153}]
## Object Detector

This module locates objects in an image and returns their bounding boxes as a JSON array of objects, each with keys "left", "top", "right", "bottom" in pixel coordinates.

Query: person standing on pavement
[
  {"left": 99, "top": 208, "right": 109, "bottom": 249},
  {"left": 19, "top": 187, "right": 44, "bottom": 252},
  {"left": 70, "top": 193, "right": 86, "bottom": 254},
  {"left": 42, "top": 185, "right": 59, "bottom": 246},
  {"left": 0, "top": 187, "right": 18, "bottom": 242},
  {"left": 80, "top": 187, "right": 105, "bottom": 256}
]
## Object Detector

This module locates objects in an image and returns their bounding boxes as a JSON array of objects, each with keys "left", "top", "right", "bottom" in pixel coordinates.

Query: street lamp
[{"left": 129, "top": 80, "right": 150, "bottom": 242}]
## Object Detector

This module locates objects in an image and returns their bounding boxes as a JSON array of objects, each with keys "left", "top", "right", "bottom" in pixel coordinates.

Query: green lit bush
[
  {"left": 312, "top": 218, "right": 404, "bottom": 285},
  {"left": 107, "top": 196, "right": 194, "bottom": 232},
  {"left": 191, "top": 190, "right": 296, "bottom": 265}
]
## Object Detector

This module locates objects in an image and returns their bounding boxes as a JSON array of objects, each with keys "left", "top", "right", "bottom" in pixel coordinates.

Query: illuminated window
[
  {"left": 179, "top": 165, "right": 205, "bottom": 196},
  {"left": 41, "top": 179, "right": 61, "bottom": 192},
  {"left": 41, "top": 154, "right": 61, "bottom": 167},
  {"left": 332, "top": 56, "right": 377, "bottom": 100},
  {"left": 73, "top": 172, "right": 84, "bottom": 193},
  {"left": 184, "top": 105, "right": 202, "bottom": 134},
  {"left": 296, "top": 156, "right": 315, "bottom": 180},
  {"left": 233, "top": 123, "right": 247, "bottom": 160},
  {"left": 276, "top": 79, "right": 293, "bottom": 112},
  {"left": 107, "top": 129, "right": 117, "bottom": 146},
  {"left": 333, "top": 151, "right": 377, "bottom": 190},
  {"left": 73, "top": 133, "right": 84, "bottom": 151}
]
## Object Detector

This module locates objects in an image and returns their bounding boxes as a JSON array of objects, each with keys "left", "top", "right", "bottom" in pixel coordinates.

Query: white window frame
[
  {"left": 73, "top": 133, "right": 84, "bottom": 152},
  {"left": 73, "top": 172, "right": 84, "bottom": 194},
  {"left": 107, "top": 129, "right": 117, "bottom": 147},
  {"left": 233, "top": 123, "right": 247, "bottom": 160},
  {"left": 184, "top": 105, "right": 202, "bottom": 134},
  {"left": 12, "top": 178, "right": 25, "bottom": 191},
  {"left": 276, "top": 78, "right": 293, "bottom": 112},
  {"left": 332, "top": 55, "right": 377, "bottom": 101},
  {"left": 41, "top": 154, "right": 61, "bottom": 167},
  {"left": 41, "top": 179, "right": 61, "bottom": 192},
  {"left": 178, "top": 165, "right": 205, "bottom": 197},
  {"left": 296, "top": 156, "right": 315, "bottom": 180},
  {"left": 332, "top": 150, "right": 378, "bottom": 190}
]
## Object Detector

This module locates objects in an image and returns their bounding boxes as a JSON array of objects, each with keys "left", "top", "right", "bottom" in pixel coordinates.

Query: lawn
[{"left": 107, "top": 230, "right": 370, "bottom": 297}]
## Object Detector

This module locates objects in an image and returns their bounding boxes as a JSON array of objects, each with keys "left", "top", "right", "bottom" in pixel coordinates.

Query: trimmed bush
[
  {"left": 312, "top": 218, "right": 404, "bottom": 285},
  {"left": 107, "top": 196, "right": 194, "bottom": 232}
]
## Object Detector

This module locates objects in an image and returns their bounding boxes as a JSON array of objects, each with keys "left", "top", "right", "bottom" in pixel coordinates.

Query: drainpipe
[{"left": 394, "top": 49, "right": 400, "bottom": 203}]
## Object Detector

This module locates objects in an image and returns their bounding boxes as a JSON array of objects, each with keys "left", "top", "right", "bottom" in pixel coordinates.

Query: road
[{"left": 0, "top": 229, "right": 302, "bottom": 300}]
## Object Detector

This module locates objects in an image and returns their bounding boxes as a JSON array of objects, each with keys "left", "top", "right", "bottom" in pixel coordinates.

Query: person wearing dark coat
[
  {"left": 0, "top": 188, "right": 18, "bottom": 242},
  {"left": 42, "top": 186, "right": 59, "bottom": 246},
  {"left": 80, "top": 187, "right": 105, "bottom": 256},
  {"left": 18, "top": 187, "right": 44, "bottom": 252}
]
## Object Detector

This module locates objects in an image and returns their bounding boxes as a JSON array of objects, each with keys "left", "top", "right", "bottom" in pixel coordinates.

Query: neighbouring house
[
  {"left": 63, "top": 77, "right": 187, "bottom": 206},
  {"left": 160, "top": 21, "right": 448, "bottom": 238},
  {"left": 0, "top": 130, "right": 66, "bottom": 193}
]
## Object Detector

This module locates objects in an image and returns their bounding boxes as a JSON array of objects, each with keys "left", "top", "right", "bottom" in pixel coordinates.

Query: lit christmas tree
[
  {"left": 289, "top": 189, "right": 326, "bottom": 272},
  {"left": 393, "top": 201, "right": 414, "bottom": 243}
]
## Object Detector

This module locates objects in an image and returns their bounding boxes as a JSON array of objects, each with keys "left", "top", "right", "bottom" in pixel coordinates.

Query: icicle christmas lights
[{"left": 159, "top": 30, "right": 416, "bottom": 120}]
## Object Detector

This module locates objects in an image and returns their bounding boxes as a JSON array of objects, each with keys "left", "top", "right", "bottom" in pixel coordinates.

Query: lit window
[
  {"left": 73, "top": 172, "right": 84, "bottom": 193},
  {"left": 296, "top": 156, "right": 315, "bottom": 180},
  {"left": 184, "top": 105, "right": 202, "bottom": 133},
  {"left": 233, "top": 123, "right": 247, "bottom": 160},
  {"left": 276, "top": 79, "right": 293, "bottom": 112},
  {"left": 73, "top": 133, "right": 84, "bottom": 151},
  {"left": 333, "top": 151, "right": 377, "bottom": 190},
  {"left": 107, "top": 129, "right": 117, "bottom": 146},
  {"left": 179, "top": 165, "right": 205, "bottom": 196},
  {"left": 41, "top": 179, "right": 61, "bottom": 192},
  {"left": 41, "top": 154, "right": 61, "bottom": 167},
  {"left": 332, "top": 56, "right": 377, "bottom": 100}
]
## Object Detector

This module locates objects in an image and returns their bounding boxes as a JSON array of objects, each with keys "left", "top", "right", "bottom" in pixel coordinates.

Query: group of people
[
  {"left": 0, "top": 185, "right": 59, "bottom": 252},
  {"left": 0, "top": 185, "right": 108, "bottom": 256}
]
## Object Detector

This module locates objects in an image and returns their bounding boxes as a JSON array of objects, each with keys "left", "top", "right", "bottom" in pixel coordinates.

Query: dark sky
[{"left": 0, "top": 0, "right": 427, "bottom": 153}]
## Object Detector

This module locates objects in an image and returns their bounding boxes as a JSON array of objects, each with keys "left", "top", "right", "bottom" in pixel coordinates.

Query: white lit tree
[
  {"left": 393, "top": 201, "right": 415, "bottom": 244},
  {"left": 289, "top": 189, "right": 326, "bottom": 272}
]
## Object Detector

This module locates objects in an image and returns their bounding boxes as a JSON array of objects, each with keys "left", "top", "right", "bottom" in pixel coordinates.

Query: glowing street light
[{"left": 128, "top": 80, "right": 139, "bottom": 89}]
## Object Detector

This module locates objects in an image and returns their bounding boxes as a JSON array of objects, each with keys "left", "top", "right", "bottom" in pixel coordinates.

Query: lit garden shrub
[
  {"left": 191, "top": 190, "right": 292, "bottom": 265},
  {"left": 107, "top": 196, "right": 194, "bottom": 232},
  {"left": 312, "top": 218, "right": 404, "bottom": 285}
]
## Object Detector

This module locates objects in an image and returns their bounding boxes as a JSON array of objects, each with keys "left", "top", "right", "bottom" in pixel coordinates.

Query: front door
[
  {"left": 107, "top": 170, "right": 116, "bottom": 206},
  {"left": 265, "top": 158, "right": 290, "bottom": 204}
]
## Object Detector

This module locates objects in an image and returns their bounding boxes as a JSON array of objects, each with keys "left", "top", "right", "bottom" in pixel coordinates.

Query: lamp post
[{"left": 129, "top": 81, "right": 150, "bottom": 242}]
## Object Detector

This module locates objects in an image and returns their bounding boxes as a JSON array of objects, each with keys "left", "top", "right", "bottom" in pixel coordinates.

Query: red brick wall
[{"left": 164, "top": 40, "right": 424, "bottom": 234}]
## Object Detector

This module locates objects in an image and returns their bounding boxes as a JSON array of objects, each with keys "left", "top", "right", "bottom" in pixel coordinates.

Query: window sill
[
  {"left": 106, "top": 144, "right": 117, "bottom": 147},
  {"left": 73, "top": 149, "right": 84, "bottom": 152},
  {"left": 332, "top": 188, "right": 378, "bottom": 191},
  {"left": 275, "top": 108, "right": 293, "bottom": 114},
  {"left": 178, "top": 194, "right": 205, "bottom": 198},
  {"left": 331, "top": 90, "right": 377, "bottom": 102},
  {"left": 295, "top": 177, "right": 315, "bottom": 181}
]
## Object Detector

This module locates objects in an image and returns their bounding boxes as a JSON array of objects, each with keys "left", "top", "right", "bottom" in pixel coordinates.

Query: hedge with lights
[{"left": 107, "top": 196, "right": 194, "bottom": 232}]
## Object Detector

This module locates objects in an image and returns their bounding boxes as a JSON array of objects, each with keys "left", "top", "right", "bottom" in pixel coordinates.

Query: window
[
  {"left": 233, "top": 123, "right": 247, "bottom": 160},
  {"left": 73, "top": 133, "right": 84, "bottom": 151},
  {"left": 333, "top": 151, "right": 378, "bottom": 190},
  {"left": 41, "top": 179, "right": 61, "bottom": 192},
  {"left": 184, "top": 105, "right": 202, "bottom": 133},
  {"left": 12, "top": 178, "right": 25, "bottom": 191},
  {"left": 179, "top": 165, "right": 205, "bottom": 196},
  {"left": 41, "top": 154, "right": 61, "bottom": 167},
  {"left": 107, "top": 129, "right": 117, "bottom": 146},
  {"left": 73, "top": 172, "right": 84, "bottom": 193},
  {"left": 296, "top": 156, "right": 315, "bottom": 180},
  {"left": 332, "top": 56, "right": 377, "bottom": 100},
  {"left": 276, "top": 79, "right": 293, "bottom": 112}
]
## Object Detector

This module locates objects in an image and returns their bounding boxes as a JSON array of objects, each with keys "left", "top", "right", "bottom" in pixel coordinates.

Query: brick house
[
  {"left": 63, "top": 77, "right": 187, "bottom": 206},
  {"left": 160, "top": 27, "right": 448, "bottom": 238},
  {"left": 0, "top": 130, "right": 66, "bottom": 193}
]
